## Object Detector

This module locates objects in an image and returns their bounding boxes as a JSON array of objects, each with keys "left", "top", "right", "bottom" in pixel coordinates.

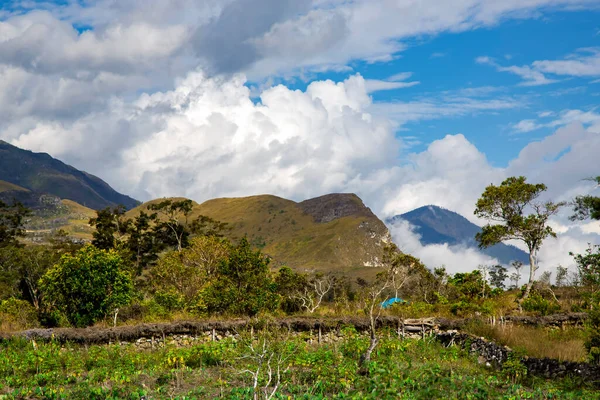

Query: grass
[
  {"left": 464, "top": 321, "right": 588, "bottom": 362},
  {"left": 0, "top": 328, "right": 595, "bottom": 399},
  {"left": 126, "top": 194, "right": 390, "bottom": 274},
  {"left": 0, "top": 180, "right": 29, "bottom": 193}
]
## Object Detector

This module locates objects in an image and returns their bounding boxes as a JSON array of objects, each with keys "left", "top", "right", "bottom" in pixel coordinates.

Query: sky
[{"left": 1, "top": 0, "right": 599, "bottom": 275}]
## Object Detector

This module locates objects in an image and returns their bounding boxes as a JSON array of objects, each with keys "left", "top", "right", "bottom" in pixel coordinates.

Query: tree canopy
[
  {"left": 40, "top": 245, "right": 133, "bottom": 327},
  {"left": 474, "top": 176, "right": 564, "bottom": 298}
]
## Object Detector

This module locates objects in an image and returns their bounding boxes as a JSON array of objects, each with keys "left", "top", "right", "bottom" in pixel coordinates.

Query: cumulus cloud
[{"left": 1, "top": 0, "right": 599, "bottom": 277}]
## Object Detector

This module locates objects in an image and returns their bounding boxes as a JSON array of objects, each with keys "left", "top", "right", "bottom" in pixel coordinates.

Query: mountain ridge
[
  {"left": 0, "top": 140, "right": 138, "bottom": 210},
  {"left": 128, "top": 193, "right": 391, "bottom": 277},
  {"left": 388, "top": 204, "right": 529, "bottom": 265}
]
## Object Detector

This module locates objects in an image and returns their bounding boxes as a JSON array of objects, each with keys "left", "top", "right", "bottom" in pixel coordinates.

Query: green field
[{"left": 0, "top": 329, "right": 596, "bottom": 399}]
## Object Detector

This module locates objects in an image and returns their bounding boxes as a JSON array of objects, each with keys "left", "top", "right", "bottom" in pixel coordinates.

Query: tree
[
  {"left": 40, "top": 245, "right": 133, "bottom": 327},
  {"left": 555, "top": 265, "right": 569, "bottom": 287},
  {"left": 126, "top": 211, "right": 161, "bottom": 273},
  {"left": 292, "top": 273, "right": 333, "bottom": 314},
  {"left": 570, "top": 176, "right": 600, "bottom": 222},
  {"left": 489, "top": 264, "right": 509, "bottom": 290},
  {"left": 474, "top": 176, "right": 564, "bottom": 299},
  {"left": 359, "top": 244, "right": 423, "bottom": 373},
  {"left": 147, "top": 236, "right": 230, "bottom": 310},
  {"left": 89, "top": 205, "right": 129, "bottom": 250},
  {"left": 571, "top": 245, "right": 600, "bottom": 364},
  {"left": 148, "top": 199, "right": 194, "bottom": 252},
  {"left": 202, "top": 237, "right": 279, "bottom": 316},
  {"left": 0, "top": 200, "right": 30, "bottom": 248},
  {"left": 510, "top": 261, "right": 524, "bottom": 289}
]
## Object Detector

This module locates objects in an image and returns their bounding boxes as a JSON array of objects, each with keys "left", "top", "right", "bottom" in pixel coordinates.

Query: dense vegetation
[
  {"left": 0, "top": 329, "right": 597, "bottom": 399},
  {"left": 0, "top": 176, "right": 599, "bottom": 396}
]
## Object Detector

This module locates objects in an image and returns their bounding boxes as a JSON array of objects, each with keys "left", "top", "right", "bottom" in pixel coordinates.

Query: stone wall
[
  {"left": 436, "top": 331, "right": 600, "bottom": 384},
  {"left": 4, "top": 315, "right": 598, "bottom": 385}
]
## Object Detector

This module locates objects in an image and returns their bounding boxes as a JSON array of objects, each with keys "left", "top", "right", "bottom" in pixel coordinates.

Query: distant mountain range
[
  {"left": 387, "top": 205, "right": 529, "bottom": 265},
  {"left": 0, "top": 140, "right": 138, "bottom": 210}
]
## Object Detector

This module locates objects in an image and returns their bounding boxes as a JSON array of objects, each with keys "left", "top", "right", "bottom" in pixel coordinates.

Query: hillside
[
  {"left": 0, "top": 141, "right": 138, "bottom": 210},
  {"left": 0, "top": 182, "right": 96, "bottom": 241},
  {"left": 388, "top": 205, "right": 529, "bottom": 265},
  {"left": 128, "top": 193, "right": 391, "bottom": 275}
]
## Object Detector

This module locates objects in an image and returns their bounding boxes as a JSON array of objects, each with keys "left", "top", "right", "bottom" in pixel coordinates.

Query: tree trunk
[{"left": 523, "top": 251, "right": 537, "bottom": 300}]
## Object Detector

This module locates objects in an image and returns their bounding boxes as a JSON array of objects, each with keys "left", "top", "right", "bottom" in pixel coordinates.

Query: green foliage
[
  {"left": 39, "top": 245, "right": 133, "bottom": 327},
  {"left": 146, "top": 236, "right": 230, "bottom": 311},
  {"left": 0, "top": 245, "right": 63, "bottom": 309},
  {"left": 570, "top": 176, "right": 600, "bottom": 222},
  {"left": 521, "top": 291, "right": 560, "bottom": 316},
  {"left": 0, "top": 332, "right": 596, "bottom": 399},
  {"left": 474, "top": 176, "right": 564, "bottom": 293},
  {"left": 89, "top": 205, "right": 129, "bottom": 250},
  {"left": 586, "top": 308, "right": 600, "bottom": 365},
  {"left": 489, "top": 265, "right": 508, "bottom": 290},
  {"left": 448, "top": 270, "right": 493, "bottom": 300},
  {"left": 501, "top": 353, "right": 527, "bottom": 383},
  {"left": 0, "top": 200, "right": 29, "bottom": 248},
  {"left": 0, "top": 298, "right": 38, "bottom": 328},
  {"left": 274, "top": 266, "right": 308, "bottom": 313},
  {"left": 202, "top": 237, "right": 279, "bottom": 316}
]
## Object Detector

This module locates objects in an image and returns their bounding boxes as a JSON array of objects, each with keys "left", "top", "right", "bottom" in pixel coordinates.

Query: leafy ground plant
[{"left": 0, "top": 329, "right": 598, "bottom": 399}]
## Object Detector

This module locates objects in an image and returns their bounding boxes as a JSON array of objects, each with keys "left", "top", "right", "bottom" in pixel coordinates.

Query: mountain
[
  {"left": 0, "top": 140, "right": 138, "bottom": 210},
  {"left": 0, "top": 179, "right": 96, "bottom": 241},
  {"left": 128, "top": 193, "right": 391, "bottom": 277},
  {"left": 388, "top": 205, "right": 529, "bottom": 265}
]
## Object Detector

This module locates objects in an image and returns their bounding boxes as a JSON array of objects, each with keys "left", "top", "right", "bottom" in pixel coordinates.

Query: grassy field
[
  {"left": 464, "top": 321, "right": 588, "bottom": 362},
  {"left": 0, "top": 328, "right": 596, "bottom": 399}
]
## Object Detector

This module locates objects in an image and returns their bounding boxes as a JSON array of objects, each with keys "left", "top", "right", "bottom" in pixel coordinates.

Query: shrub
[
  {"left": 0, "top": 298, "right": 38, "bottom": 329},
  {"left": 40, "top": 245, "right": 133, "bottom": 327},
  {"left": 521, "top": 291, "right": 560, "bottom": 316}
]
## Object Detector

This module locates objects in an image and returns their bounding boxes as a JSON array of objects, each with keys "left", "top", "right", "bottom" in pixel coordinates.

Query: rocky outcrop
[{"left": 298, "top": 193, "right": 377, "bottom": 223}]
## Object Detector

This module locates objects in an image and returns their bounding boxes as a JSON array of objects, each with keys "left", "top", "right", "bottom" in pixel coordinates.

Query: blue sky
[
  {"left": 0, "top": 0, "right": 599, "bottom": 271},
  {"left": 278, "top": 8, "right": 600, "bottom": 166}
]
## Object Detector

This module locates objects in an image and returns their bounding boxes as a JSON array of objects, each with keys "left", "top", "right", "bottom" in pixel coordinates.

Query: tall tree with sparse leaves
[{"left": 474, "top": 176, "right": 564, "bottom": 299}]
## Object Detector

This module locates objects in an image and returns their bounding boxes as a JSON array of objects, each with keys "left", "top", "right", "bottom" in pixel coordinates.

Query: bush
[
  {"left": 585, "top": 307, "right": 600, "bottom": 364},
  {"left": 521, "top": 291, "right": 560, "bottom": 316},
  {"left": 40, "top": 245, "right": 133, "bottom": 327},
  {"left": 0, "top": 298, "right": 38, "bottom": 329}
]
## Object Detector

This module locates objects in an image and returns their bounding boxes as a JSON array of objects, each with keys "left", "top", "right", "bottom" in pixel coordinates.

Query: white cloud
[
  {"left": 0, "top": 1, "right": 599, "bottom": 277},
  {"left": 388, "top": 219, "right": 500, "bottom": 274},
  {"left": 365, "top": 79, "right": 420, "bottom": 93},
  {"left": 364, "top": 72, "right": 420, "bottom": 93},
  {"left": 533, "top": 47, "right": 600, "bottom": 77},
  {"left": 371, "top": 92, "right": 522, "bottom": 127},
  {"left": 476, "top": 56, "right": 559, "bottom": 86},
  {"left": 513, "top": 119, "right": 542, "bottom": 133}
]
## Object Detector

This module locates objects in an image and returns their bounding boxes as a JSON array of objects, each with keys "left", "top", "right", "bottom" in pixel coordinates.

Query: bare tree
[
  {"left": 239, "top": 331, "right": 294, "bottom": 400},
  {"left": 293, "top": 274, "right": 333, "bottom": 314},
  {"left": 359, "top": 244, "right": 422, "bottom": 373}
]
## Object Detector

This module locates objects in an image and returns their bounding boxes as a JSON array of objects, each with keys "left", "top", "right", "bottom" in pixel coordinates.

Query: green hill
[
  {"left": 129, "top": 193, "right": 391, "bottom": 276},
  {"left": 0, "top": 180, "right": 29, "bottom": 193},
  {"left": 0, "top": 179, "right": 96, "bottom": 241},
  {"left": 0, "top": 141, "right": 138, "bottom": 210}
]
